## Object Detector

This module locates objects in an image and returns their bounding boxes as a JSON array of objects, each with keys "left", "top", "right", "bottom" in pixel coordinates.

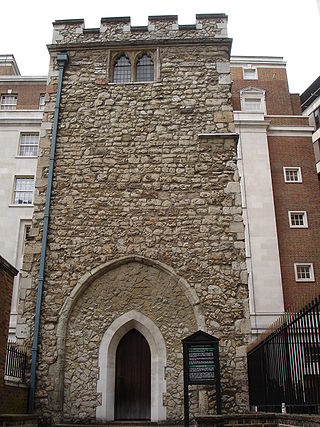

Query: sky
[{"left": 1, "top": 0, "right": 319, "bottom": 94}]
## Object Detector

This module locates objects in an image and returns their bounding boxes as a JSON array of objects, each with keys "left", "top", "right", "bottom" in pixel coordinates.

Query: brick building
[
  {"left": 0, "top": 255, "right": 28, "bottom": 413},
  {"left": 0, "top": 55, "right": 46, "bottom": 339},
  {"left": 231, "top": 56, "right": 320, "bottom": 335},
  {"left": 17, "top": 14, "right": 250, "bottom": 424}
]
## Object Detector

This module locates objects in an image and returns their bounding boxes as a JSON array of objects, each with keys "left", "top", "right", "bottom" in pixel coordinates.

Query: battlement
[{"left": 51, "top": 14, "right": 228, "bottom": 45}]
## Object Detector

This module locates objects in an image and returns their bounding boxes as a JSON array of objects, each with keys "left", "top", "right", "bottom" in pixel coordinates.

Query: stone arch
[
  {"left": 96, "top": 310, "right": 166, "bottom": 421},
  {"left": 52, "top": 255, "right": 205, "bottom": 419}
]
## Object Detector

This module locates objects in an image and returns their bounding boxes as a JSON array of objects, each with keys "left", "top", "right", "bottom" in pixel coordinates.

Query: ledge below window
[
  {"left": 9, "top": 204, "right": 34, "bottom": 208},
  {"left": 198, "top": 132, "right": 239, "bottom": 141}
]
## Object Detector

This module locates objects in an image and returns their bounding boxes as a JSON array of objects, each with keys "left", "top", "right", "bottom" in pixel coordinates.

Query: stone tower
[{"left": 19, "top": 14, "right": 250, "bottom": 424}]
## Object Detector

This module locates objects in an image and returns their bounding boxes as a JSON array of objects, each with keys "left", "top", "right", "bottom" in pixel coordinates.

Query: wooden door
[{"left": 115, "top": 329, "right": 151, "bottom": 420}]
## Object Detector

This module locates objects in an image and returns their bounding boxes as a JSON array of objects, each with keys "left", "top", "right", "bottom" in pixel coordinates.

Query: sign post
[{"left": 182, "top": 331, "right": 221, "bottom": 427}]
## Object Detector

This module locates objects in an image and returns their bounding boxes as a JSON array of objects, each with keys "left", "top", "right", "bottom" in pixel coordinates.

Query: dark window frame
[
  {"left": 111, "top": 50, "right": 156, "bottom": 84},
  {"left": 113, "top": 54, "right": 131, "bottom": 84},
  {"left": 135, "top": 53, "right": 154, "bottom": 82}
]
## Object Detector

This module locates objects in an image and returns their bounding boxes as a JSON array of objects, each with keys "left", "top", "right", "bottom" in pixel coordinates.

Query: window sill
[
  {"left": 15, "top": 156, "right": 38, "bottom": 159},
  {"left": 295, "top": 279, "right": 315, "bottom": 283},
  {"left": 9, "top": 204, "right": 34, "bottom": 208},
  {"left": 4, "top": 376, "right": 27, "bottom": 387},
  {"left": 289, "top": 225, "right": 308, "bottom": 229},
  {"left": 108, "top": 81, "right": 159, "bottom": 86},
  {"left": 243, "top": 109, "right": 265, "bottom": 113}
]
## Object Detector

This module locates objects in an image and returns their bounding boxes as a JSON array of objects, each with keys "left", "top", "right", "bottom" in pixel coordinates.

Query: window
[
  {"left": 314, "top": 107, "right": 320, "bottom": 131},
  {"left": 1, "top": 95, "right": 17, "bottom": 110},
  {"left": 244, "top": 98, "right": 262, "bottom": 111},
  {"left": 113, "top": 55, "right": 131, "bottom": 83},
  {"left": 111, "top": 51, "right": 155, "bottom": 84},
  {"left": 25, "top": 225, "right": 32, "bottom": 242},
  {"left": 288, "top": 211, "right": 308, "bottom": 228},
  {"left": 294, "top": 263, "right": 315, "bottom": 282},
  {"left": 283, "top": 167, "right": 302, "bottom": 183},
  {"left": 243, "top": 68, "right": 257, "bottom": 80},
  {"left": 13, "top": 177, "right": 34, "bottom": 205},
  {"left": 18, "top": 133, "right": 39, "bottom": 157},
  {"left": 136, "top": 54, "right": 154, "bottom": 82},
  {"left": 240, "top": 87, "right": 266, "bottom": 114},
  {"left": 39, "top": 94, "right": 45, "bottom": 110}
]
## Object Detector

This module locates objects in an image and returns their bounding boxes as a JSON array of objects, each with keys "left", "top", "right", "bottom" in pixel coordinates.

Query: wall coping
[{"left": 0, "top": 255, "right": 18, "bottom": 277}]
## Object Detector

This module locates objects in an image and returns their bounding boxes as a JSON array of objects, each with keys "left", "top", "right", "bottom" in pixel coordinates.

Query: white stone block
[
  {"left": 219, "top": 74, "right": 231, "bottom": 85},
  {"left": 52, "top": 30, "right": 63, "bottom": 44},
  {"left": 216, "top": 62, "right": 230, "bottom": 74},
  {"left": 16, "top": 324, "right": 30, "bottom": 339}
]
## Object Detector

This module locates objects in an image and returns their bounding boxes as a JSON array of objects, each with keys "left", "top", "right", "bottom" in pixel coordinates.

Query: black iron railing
[
  {"left": 5, "top": 341, "right": 28, "bottom": 382},
  {"left": 247, "top": 294, "right": 320, "bottom": 414}
]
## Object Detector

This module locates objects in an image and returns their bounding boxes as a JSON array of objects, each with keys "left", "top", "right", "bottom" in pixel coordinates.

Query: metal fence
[
  {"left": 247, "top": 294, "right": 320, "bottom": 414},
  {"left": 5, "top": 341, "right": 28, "bottom": 382}
]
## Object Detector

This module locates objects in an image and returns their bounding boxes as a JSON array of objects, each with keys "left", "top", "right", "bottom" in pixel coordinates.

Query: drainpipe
[{"left": 28, "top": 52, "right": 69, "bottom": 414}]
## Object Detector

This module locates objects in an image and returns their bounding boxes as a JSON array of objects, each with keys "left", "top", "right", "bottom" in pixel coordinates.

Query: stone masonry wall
[
  {"left": 52, "top": 15, "right": 228, "bottom": 45},
  {"left": 19, "top": 16, "right": 250, "bottom": 423},
  {"left": 63, "top": 262, "right": 198, "bottom": 421}
]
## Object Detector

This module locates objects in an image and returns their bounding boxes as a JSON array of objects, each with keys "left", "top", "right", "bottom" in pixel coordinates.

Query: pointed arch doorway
[
  {"left": 96, "top": 310, "right": 167, "bottom": 422},
  {"left": 115, "top": 329, "right": 151, "bottom": 420}
]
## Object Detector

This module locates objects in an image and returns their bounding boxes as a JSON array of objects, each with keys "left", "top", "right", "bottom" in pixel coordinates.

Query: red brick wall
[
  {"left": 0, "top": 260, "right": 15, "bottom": 380},
  {"left": 265, "top": 116, "right": 308, "bottom": 127},
  {"left": 0, "top": 385, "right": 28, "bottom": 414},
  {"left": 0, "top": 257, "right": 28, "bottom": 414},
  {"left": 231, "top": 66, "right": 294, "bottom": 115},
  {"left": 290, "top": 94, "right": 302, "bottom": 115},
  {"left": 268, "top": 136, "right": 320, "bottom": 308},
  {"left": 0, "top": 83, "right": 46, "bottom": 109}
]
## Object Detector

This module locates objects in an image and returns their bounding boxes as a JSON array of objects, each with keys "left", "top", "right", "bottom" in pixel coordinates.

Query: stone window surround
[
  {"left": 240, "top": 87, "right": 266, "bottom": 114},
  {"left": 96, "top": 310, "right": 167, "bottom": 422},
  {"left": 288, "top": 211, "right": 308, "bottom": 228},
  {"left": 283, "top": 166, "right": 302, "bottom": 183},
  {"left": 109, "top": 49, "right": 158, "bottom": 84},
  {"left": 243, "top": 66, "right": 258, "bottom": 80},
  {"left": 294, "top": 263, "right": 315, "bottom": 282},
  {"left": 1, "top": 93, "right": 18, "bottom": 110}
]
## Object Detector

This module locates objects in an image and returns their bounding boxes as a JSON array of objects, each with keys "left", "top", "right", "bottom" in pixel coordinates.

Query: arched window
[
  {"left": 136, "top": 54, "right": 154, "bottom": 82},
  {"left": 113, "top": 55, "right": 131, "bottom": 83}
]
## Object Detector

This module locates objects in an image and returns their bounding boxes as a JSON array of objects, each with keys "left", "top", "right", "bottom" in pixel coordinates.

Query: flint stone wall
[{"left": 19, "top": 17, "right": 250, "bottom": 423}]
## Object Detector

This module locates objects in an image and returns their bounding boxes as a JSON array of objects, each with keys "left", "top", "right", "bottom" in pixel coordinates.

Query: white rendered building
[{"left": 0, "top": 55, "right": 46, "bottom": 339}]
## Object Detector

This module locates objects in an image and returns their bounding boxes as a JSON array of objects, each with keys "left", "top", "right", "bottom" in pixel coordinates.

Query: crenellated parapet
[{"left": 51, "top": 14, "right": 228, "bottom": 45}]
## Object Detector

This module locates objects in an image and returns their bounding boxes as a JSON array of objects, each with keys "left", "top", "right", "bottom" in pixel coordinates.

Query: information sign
[
  {"left": 188, "top": 344, "right": 215, "bottom": 383},
  {"left": 182, "top": 331, "right": 221, "bottom": 427}
]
